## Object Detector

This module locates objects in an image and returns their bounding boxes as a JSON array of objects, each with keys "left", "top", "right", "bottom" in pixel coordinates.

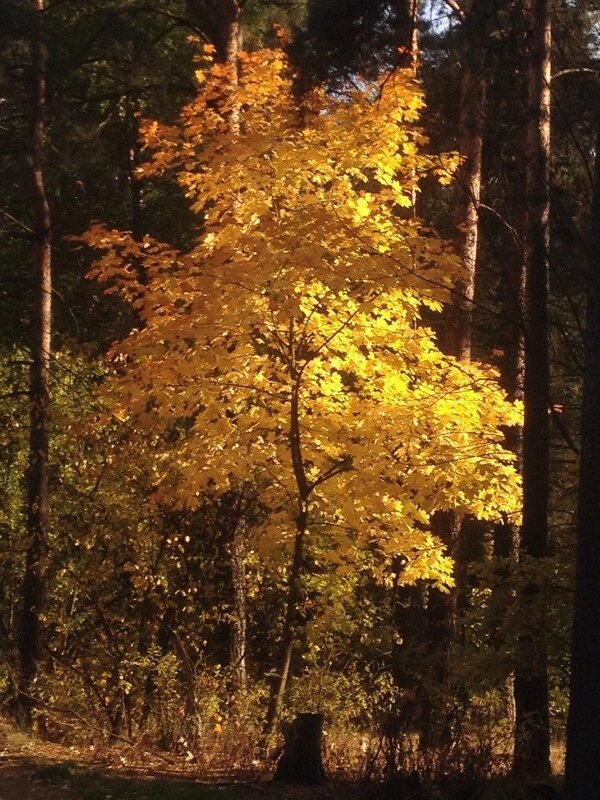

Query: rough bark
[
  {"left": 214, "top": 0, "right": 241, "bottom": 68},
  {"left": 230, "top": 514, "right": 248, "bottom": 690},
  {"left": 394, "top": 0, "right": 419, "bottom": 67},
  {"left": 512, "top": 0, "right": 551, "bottom": 778},
  {"left": 17, "top": 0, "right": 52, "bottom": 730},
  {"left": 490, "top": 242, "right": 525, "bottom": 716},
  {"left": 185, "top": 1, "right": 241, "bottom": 86},
  {"left": 186, "top": 0, "right": 242, "bottom": 65},
  {"left": 273, "top": 713, "right": 326, "bottom": 784},
  {"left": 563, "top": 101, "right": 600, "bottom": 800},
  {"left": 443, "top": 0, "right": 491, "bottom": 361},
  {"left": 419, "top": 0, "right": 492, "bottom": 744}
]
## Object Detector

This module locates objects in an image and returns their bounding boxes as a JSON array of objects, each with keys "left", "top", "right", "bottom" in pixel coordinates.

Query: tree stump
[{"left": 273, "top": 712, "right": 326, "bottom": 784}]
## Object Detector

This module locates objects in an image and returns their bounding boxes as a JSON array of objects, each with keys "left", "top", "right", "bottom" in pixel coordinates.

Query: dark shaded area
[
  {"left": 289, "top": 0, "right": 415, "bottom": 88},
  {"left": 273, "top": 713, "right": 326, "bottom": 784},
  {"left": 563, "top": 95, "right": 600, "bottom": 800}
]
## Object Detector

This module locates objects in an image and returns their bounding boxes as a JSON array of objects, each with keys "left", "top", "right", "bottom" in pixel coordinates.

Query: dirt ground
[
  {"left": 0, "top": 755, "right": 77, "bottom": 800},
  {"left": 0, "top": 719, "right": 75, "bottom": 800},
  {"left": 0, "top": 720, "right": 361, "bottom": 800}
]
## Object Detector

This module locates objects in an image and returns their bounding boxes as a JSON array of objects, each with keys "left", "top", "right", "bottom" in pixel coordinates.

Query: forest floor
[
  {"left": 0, "top": 719, "right": 369, "bottom": 800},
  {"left": 0, "top": 718, "right": 566, "bottom": 800}
]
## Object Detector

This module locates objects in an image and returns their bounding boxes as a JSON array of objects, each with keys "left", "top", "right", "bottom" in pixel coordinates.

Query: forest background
[{"left": 1, "top": 0, "right": 600, "bottom": 798}]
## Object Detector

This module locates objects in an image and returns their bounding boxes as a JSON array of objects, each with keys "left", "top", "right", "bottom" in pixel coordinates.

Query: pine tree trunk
[
  {"left": 563, "top": 100, "right": 600, "bottom": 800},
  {"left": 17, "top": 0, "right": 52, "bottom": 730},
  {"left": 444, "top": 0, "right": 490, "bottom": 361},
  {"left": 421, "top": 0, "right": 491, "bottom": 744},
  {"left": 394, "top": 0, "right": 419, "bottom": 66},
  {"left": 215, "top": 0, "right": 241, "bottom": 68},
  {"left": 490, "top": 229, "right": 525, "bottom": 723},
  {"left": 512, "top": 0, "right": 551, "bottom": 778}
]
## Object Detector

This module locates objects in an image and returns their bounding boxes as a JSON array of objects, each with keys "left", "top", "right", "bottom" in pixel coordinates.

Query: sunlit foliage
[{"left": 83, "top": 46, "right": 521, "bottom": 589}]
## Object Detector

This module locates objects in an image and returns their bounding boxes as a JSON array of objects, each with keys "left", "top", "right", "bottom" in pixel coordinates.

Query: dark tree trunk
[
  {"left": 214, "top": 0, "right": 241, "bottom": 68},
  {"left": 138, "top": 529, "right": 172, "bottom": 734},
  {"left": 273, "top": 713, "right": 326, "bottom": 785},
  {"left": 394, "top": 0, "right": 419, "bottom": 67},
  {"left": 186, "top": 0, "right": 241, "bottom": 66},
  {"left": 489, "top": 244, "right": 524, "bottom": 710},
  {"left": 265, "top": 378, "right": 310, "bottom": 734},
  {"left": 388, "top": 8, "right": 488, "bottom": 719},
  {"left": 123, "top": 100, "right": 144, "bottom": 241},
  {"left": 408, "top": 0, "right": 493, "bottom": 748},
  {"left": 563, "top": 102, "right": 600, "bottom": 800},
  {"left": 443, "top": 0, "right": 492, "bottom": 361},
  {"left": 17, "top": 0, "right": 52, "bottom": 730},
  {"left": 424, "top": 510, "right": 461, "bottom": 702},
  {"left": 265, "top": 509, "right": 306, "bottom": 733},
  {"left": 512, "top": 0, "right": 551, "bottom": 778}
]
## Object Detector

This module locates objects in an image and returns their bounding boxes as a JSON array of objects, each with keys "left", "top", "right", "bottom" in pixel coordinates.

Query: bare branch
[
  {"left": 552, "top": 67, "right": 600, "bottom": 82},
  {"left": 0, "top": 207, "right": 33, "bottom": 235},
  {"left": 441, "top": 0, "right": 466, "bottom": 22}
]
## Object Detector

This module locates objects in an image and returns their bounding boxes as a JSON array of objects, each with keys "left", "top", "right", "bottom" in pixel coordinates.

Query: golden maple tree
[{"left": 83, "top": 46, "right": 521, "bottom": 711}]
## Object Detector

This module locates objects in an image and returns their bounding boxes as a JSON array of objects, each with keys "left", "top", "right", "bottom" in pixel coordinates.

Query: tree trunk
[
  {"left": 420, "top": 0, "right": 492, "bottom": 745},
  {"left": 563, "top": 100, "right": 600, "bottom": 800},
  {"left": 443, "top": 0, "right": 490, "bottom": 361},
  {"left": 17, "top": 0, "right": 52, "bottom": 730},
  {"left": 273, "top": 713, "right": 326, "bottom": 784},
  {"left": 394, "top": 0, "right": 419, "bottom": 67},
  {"left": 186, "top": 0, "right": 241, "bottom": 92},
  {"left": 265, "top": 510, "right": 306, "bottom": 734},
  {"left": 230, "top": 516, "right": 248, "bottom": 690},
  {"left": 123, "top": 100, "right": 144, "bottom": 241},
  {"left": 512, "top": 0, "right": 551, "bottom": 778},
  {"left": 489, "top": 231, "right": 525, "bottom": 728},
  {"left": 186, "top": 0, "right": 241, "bottom": 67},
  {"left": 214, "top": 0, "right": 241, "bottom": 68},
  {"left": 188, "top": 0, "right": 248, "bottom": 698},
  {"left": 265, "top": 376, "right": 310, "bottom": 734}
]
